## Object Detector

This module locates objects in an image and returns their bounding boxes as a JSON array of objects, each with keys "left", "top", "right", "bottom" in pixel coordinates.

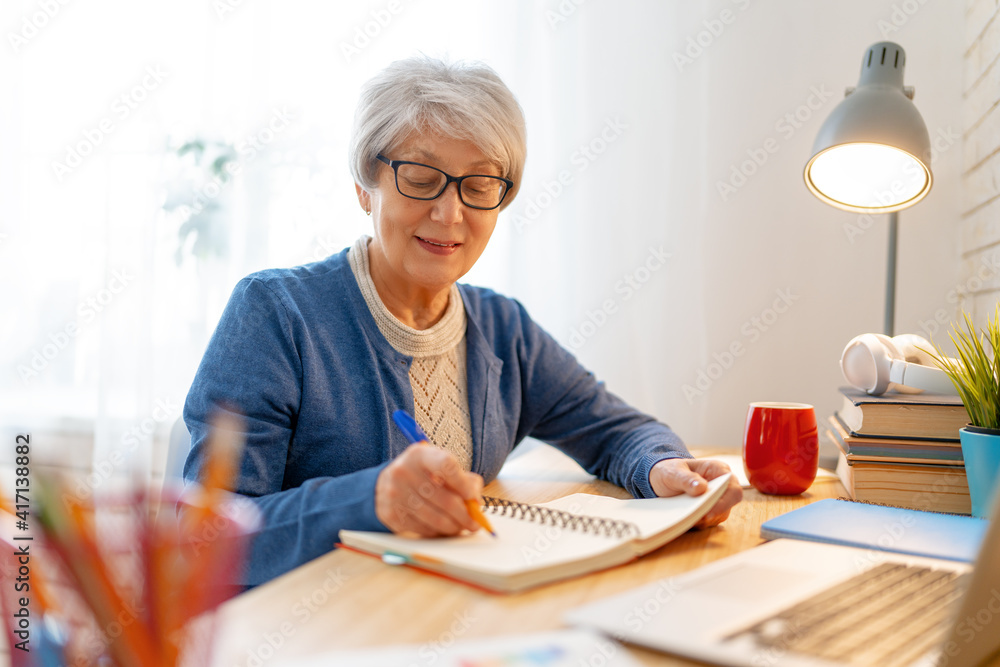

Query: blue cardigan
[{"left": 183, "top": 247, "right": 690, "bottom": 586}]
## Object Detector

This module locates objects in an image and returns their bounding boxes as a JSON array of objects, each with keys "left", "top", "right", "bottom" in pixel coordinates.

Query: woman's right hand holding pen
[{"left": 375, "top": 444, "right": 485, "bottom": 537}]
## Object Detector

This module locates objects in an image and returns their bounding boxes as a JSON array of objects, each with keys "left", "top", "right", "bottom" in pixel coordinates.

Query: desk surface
[{"left": 212, "top": 445, "right": 845, "bottom": 666}]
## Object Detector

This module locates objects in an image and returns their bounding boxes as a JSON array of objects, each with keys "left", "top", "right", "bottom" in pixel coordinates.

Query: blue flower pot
[{"left": 960, "top": 426, "right": 1000, "bottom": 518}]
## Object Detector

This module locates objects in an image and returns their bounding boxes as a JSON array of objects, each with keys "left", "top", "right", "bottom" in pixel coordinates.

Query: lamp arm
[{"left": 885, "top": 210, "right": 898, "bottom": 336}]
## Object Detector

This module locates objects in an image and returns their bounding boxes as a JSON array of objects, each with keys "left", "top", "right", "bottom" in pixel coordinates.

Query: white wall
[
  {"left": 963, "top": 0, "right": 1000, "bottom": 322},
  {"left": 1, "top": 0, "right": 966, "bottom": 464},
  {"left": 487, "top": 0, "right": 965, "bottom": 450}
]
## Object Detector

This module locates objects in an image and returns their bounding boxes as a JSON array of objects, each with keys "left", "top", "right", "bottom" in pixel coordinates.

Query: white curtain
[{"left": 1, "top": 0, "right": 965, "bottom": 477}]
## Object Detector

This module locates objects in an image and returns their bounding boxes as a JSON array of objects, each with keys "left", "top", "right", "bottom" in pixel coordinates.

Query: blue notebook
[{"left": 760, "top": 498, "right": 987, "bottom": 562}]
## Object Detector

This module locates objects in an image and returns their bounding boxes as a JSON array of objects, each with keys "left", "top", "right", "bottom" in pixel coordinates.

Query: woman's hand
[
  {"left": 649, "top": 458, "right": 743, "bottom": 528},
  {"left": 375, "top": 444, "right": 484, "bottom": 536}
]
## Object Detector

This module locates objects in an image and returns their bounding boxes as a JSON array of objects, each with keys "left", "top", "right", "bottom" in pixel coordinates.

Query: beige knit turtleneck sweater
[{"left": 347, "top": 236, "right": 474, "bottom": 471}]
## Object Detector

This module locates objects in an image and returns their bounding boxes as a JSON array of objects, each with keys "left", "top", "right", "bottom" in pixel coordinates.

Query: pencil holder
[{"left": 0, "top": 480, "right": 260, "bottom": 667}]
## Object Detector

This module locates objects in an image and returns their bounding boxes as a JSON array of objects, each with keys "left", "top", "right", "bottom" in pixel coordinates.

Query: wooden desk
[{"left": 212, "top": 445, "right": 845, "bottom": 666}]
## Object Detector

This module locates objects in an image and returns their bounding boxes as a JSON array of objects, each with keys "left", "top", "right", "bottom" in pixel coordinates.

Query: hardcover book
[
  {"left": 838, "top": 386, "right": 968, "bottom": 441},
  {"left": 834, "top": 449, "right": 971, "bottom": 514},
  {"left": 825, "top": 413, "right": 963, "bottom": 465}
]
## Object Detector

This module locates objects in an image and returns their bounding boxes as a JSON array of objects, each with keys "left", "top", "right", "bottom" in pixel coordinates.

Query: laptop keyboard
[{"left": 725, "top": 561, "right": 970, "bottom": 666}]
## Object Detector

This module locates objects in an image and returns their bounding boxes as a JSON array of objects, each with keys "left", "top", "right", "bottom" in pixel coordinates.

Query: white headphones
[{"left": 840, "top": 333, "right": 958, "bottom": 396}]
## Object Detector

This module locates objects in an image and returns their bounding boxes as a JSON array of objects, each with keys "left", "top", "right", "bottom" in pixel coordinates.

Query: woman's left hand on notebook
[{"left": 649, "top": 458, "right": 743, "bottom": 528}]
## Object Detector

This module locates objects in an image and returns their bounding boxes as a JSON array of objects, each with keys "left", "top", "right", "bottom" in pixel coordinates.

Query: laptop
[{"left": 565, "top": 488, "right": 1000, "bottom": 667}]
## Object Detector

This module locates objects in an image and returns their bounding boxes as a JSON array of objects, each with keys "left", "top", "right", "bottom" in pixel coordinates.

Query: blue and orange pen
[{"left": 392, "top": 409, "right": 496, "bottom": 537}]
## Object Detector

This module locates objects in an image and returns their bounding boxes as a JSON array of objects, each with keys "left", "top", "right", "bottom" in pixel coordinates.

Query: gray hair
[{"left": 349, "top": 56, "right": 527, "bottom": 210}]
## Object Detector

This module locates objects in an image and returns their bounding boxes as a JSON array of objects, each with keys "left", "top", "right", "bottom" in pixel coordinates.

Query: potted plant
[
  {"left": 926, "top": 305, "right": 1000, "bottom": 518},
  {"left": 161, "top": 137, "right": 236, "bottom": 267}
]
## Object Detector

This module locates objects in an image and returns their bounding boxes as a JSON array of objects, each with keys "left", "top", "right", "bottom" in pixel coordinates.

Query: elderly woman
[{"left": 183, "top": 56, "right": 742, "bottom": 587}]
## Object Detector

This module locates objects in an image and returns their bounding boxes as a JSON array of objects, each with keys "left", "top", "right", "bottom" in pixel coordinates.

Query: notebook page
[
  {"left": 341, "top": 511, "right": 625, "bottom": 577},
  {"left": 534, "top": 474, "right": 731, "bottom": 540}
]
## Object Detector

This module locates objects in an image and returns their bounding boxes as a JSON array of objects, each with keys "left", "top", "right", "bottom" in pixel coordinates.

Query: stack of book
[{"left": 824, "top": 387, "right": 972, "bottom": 514}]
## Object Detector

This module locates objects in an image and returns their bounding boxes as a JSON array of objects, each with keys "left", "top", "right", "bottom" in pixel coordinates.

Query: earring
[{"left": 365, "top": 209, "right": 371, "bottom": 216}]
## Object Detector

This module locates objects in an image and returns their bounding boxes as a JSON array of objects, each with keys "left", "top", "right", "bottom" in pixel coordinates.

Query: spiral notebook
[{"left": 338, "top": 474, "right": 730, "bottom": 593}]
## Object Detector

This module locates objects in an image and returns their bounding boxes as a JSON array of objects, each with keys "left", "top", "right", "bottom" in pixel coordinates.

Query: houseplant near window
[{"left": 927, "top": 306, "right": 1000, "bottom": 518}]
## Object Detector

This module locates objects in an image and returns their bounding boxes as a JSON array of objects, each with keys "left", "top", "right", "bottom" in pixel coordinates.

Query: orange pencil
[
  {"left": 464, "top": 498, "right": 496, "bottom": 537},
  {"left": 38, "top": 478, "right": 159, "bottom": 667}
]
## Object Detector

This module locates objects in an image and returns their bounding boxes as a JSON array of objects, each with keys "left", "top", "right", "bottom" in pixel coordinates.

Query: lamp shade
[{"left": 804, "top": 42, "right": 932, "bottom": 213}]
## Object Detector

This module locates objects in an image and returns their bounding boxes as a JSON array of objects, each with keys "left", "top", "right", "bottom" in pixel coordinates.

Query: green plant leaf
[{"left": 926, "top": 306, "right": 1000, "bottom": 430}]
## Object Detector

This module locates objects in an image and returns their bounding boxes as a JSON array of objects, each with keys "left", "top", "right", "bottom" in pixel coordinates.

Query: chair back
[{"left": 165, "top": 418, "right": 191, "bottom": 481}]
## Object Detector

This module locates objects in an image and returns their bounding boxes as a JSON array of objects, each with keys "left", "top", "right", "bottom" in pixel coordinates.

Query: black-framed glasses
[{"left": 376, "top": 154, "right": 514, "bottom": 211}]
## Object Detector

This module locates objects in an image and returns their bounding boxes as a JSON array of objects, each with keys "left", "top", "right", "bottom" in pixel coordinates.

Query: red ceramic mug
[{"left": 743, "top": 402, "right": 819, "bottom": 495}]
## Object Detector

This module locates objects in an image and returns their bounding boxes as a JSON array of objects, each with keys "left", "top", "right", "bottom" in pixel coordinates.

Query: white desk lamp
[{"left": 804, "top": 41, "right": 933, "bottom": 336}]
